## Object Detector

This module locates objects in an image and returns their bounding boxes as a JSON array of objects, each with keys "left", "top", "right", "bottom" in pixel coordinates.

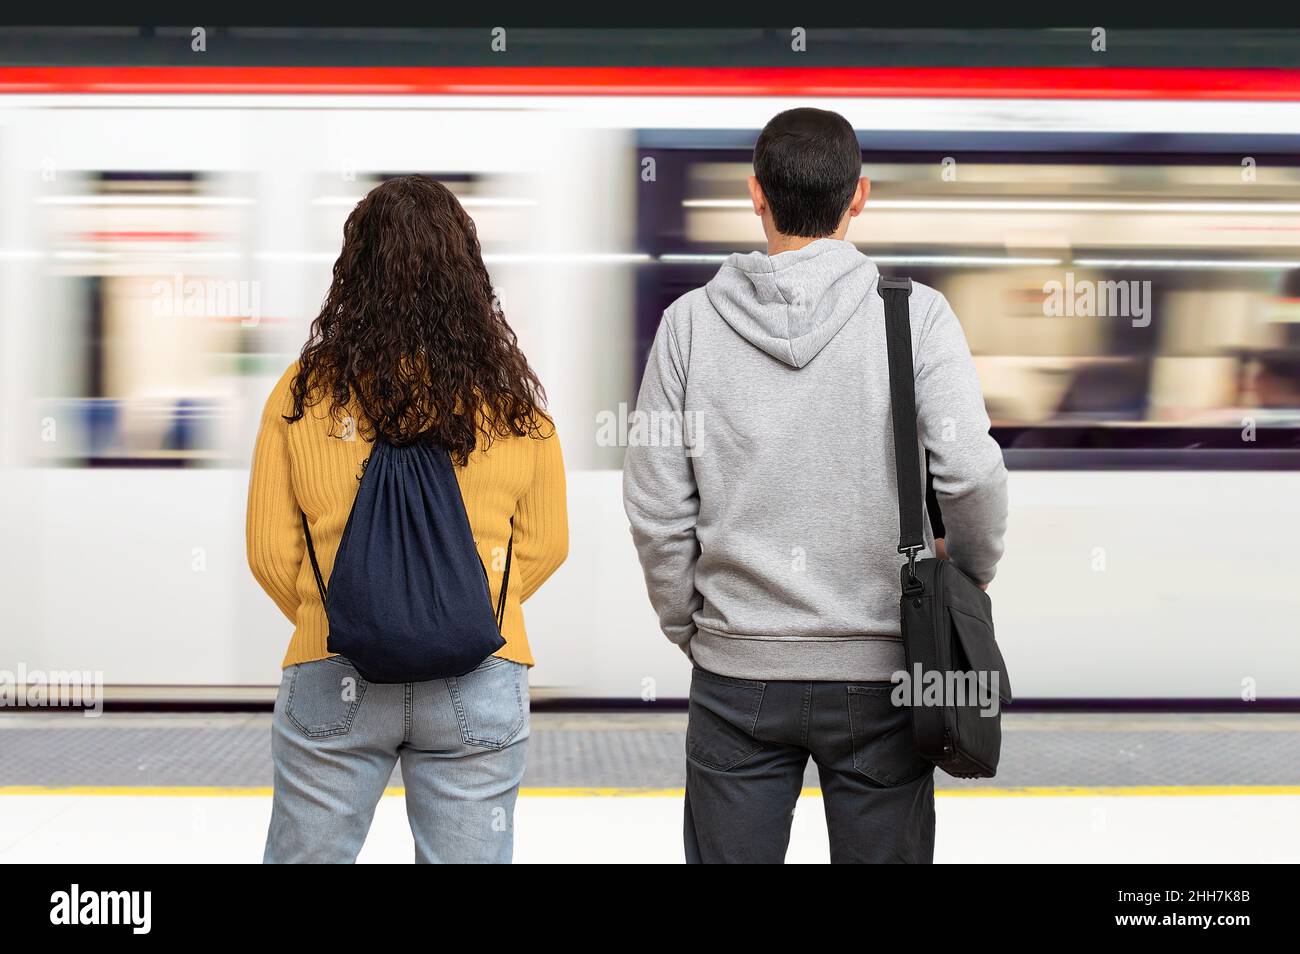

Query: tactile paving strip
[{"left": 1, "top": 711, "right": 1297, "bottom": 789}]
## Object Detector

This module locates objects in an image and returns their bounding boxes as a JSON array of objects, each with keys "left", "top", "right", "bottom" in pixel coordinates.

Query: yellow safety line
[{"left": 0, "top": 784, "right": 1298, "bottom": 798}]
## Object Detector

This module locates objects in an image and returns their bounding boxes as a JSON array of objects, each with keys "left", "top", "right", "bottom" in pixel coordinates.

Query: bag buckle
[
  {"left": 900, "top": 544, "right": 924, "bottom": 595},
  {"left": 878, "top": 276, "right": 913, "bottom": 295}
]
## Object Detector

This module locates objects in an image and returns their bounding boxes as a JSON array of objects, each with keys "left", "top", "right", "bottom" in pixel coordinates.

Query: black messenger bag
[{"left": 878, "top": 276, "right": 1012, "bottom": 779}]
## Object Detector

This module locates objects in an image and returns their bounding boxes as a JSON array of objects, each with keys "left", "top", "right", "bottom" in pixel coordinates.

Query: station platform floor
[{"left": 2, "top": 710, "right": 1297, "bottom": 863}]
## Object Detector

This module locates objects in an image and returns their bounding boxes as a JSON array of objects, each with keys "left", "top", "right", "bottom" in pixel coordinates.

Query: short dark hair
[{"left": 753, "top": 108, "right": 862, "bottom": 238}]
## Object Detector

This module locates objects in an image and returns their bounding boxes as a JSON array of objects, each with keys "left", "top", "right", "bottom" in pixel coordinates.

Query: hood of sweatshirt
[{"left": 704, "top": 238, "right": 879, "bottom": 369}]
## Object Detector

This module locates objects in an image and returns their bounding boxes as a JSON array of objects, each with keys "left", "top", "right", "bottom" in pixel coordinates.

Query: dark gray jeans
[{"left": 684, "top": 666, "right": 935, "bottom": 864}]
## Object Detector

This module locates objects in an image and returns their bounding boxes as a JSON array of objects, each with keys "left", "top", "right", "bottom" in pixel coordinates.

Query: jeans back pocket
[
  {"left": 686, "top": 668, "right": 766, "bottom": 771},
  {"left": 285, "top": 656, "right": 368, "bottom": 740},
  {"left": 846, "top": 684, "right": 932, "bottom": 786},
  {"left": 449, "top": 656, "right": 528, "bottom": 749}
]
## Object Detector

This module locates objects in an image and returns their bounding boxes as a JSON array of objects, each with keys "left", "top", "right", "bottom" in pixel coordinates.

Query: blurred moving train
[{"left": 1, "top": 69, "right": 1298, "bottom": 701}]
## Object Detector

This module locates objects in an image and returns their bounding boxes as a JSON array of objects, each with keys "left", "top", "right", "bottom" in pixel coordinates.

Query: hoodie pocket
[{"left": 686, "top": 668, "right": 765, "bottom": 771}]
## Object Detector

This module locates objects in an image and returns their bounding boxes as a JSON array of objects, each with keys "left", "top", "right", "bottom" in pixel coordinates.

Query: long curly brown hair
[{"left": 285, "top": 175, "right": 546, "bottom": 463}]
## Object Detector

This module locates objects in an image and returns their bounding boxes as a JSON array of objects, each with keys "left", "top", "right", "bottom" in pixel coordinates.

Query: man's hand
[{"left": 938, "top": 537, "right": 990, "bottom": 590}]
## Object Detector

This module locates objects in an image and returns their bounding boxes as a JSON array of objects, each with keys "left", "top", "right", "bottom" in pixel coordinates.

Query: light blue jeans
[{"left": 264, "top": 653, "right": 529, "bottom": 863}]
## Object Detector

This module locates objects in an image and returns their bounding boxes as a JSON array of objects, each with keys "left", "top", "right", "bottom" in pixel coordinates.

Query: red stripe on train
[
  {"left": 0, "top": 66, "right": 1299, "bottom": 100},
  {"left": 80, "top": 231, "right": 212, "bottom": 242}
]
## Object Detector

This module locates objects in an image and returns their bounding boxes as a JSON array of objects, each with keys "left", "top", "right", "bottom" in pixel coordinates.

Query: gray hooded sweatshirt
[{"left": 622, "top": 238, "right": 1008, "bottom": 681}]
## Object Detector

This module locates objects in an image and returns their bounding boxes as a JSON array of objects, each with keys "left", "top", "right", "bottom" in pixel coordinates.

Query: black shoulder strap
[
  {"left": 301, "top": 510, "right": 328, "bottom": 602},
  {"left": 877, "top": 276, "right": 926, "bottom": 569},
  {"left": 495, "top": 516, "right": 514, "bottom": 630}
]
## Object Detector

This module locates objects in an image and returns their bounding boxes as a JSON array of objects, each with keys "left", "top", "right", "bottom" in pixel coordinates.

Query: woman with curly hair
[{"left": 247, "top": 175, "right": 568, "bottom": 864}]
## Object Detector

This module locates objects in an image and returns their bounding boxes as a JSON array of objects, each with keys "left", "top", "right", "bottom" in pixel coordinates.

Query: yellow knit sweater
[{"left": 246, "top": 362, "right": 568, "bottom": 670}]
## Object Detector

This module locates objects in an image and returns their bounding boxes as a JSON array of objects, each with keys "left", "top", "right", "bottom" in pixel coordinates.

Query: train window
[
  {"left": 635, "top": 136, "right": 1300, "bottom": 470},
  {"left": 34, "top": 171, "right": 252, "bottom": 467}
]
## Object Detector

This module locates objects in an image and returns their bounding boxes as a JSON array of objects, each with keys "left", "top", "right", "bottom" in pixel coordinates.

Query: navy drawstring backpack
[{"left": 300, "top": 436, "right": 510, "bottom": 684}]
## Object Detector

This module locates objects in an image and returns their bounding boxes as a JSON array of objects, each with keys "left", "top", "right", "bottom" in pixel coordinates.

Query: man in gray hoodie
[{"left": 623, "top": 107, "right": 1008, "bottom": 863}]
